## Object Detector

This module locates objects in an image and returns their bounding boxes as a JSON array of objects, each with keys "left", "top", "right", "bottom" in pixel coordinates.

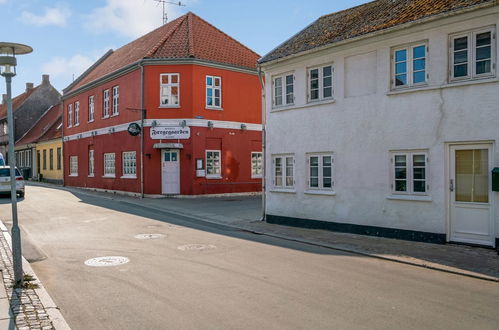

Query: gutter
[
  {"left": 257, "top": 65, "right": 266, "bottom": 222},
  {"left": 139, "top": 61, "right": 145, "bottom": 199},
  {"left": 259, "top": 1, "right": 497, "bottom": 67}
]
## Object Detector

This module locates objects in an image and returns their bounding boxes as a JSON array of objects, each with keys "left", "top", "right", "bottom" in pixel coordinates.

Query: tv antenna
[{"left": 153, "top": 1, "right": 185, "bottom": 24}]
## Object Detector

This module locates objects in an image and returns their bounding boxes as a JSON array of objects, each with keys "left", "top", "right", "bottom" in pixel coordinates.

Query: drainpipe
[
  {"left": 257, "top": 65, "right": 266, "bottom": 221},
  {"left": 139, "top": 61, "right": 145, "bottom": 198}
]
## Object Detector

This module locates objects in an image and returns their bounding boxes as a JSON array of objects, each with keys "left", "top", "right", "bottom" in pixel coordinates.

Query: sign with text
[{"left": 150, "top": 126, "right": 190, "bottom": 140}]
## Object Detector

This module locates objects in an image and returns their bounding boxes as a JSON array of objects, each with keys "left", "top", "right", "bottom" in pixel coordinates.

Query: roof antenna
[{"left": 153, "top": 0, "right": 185, "bottom": 24}]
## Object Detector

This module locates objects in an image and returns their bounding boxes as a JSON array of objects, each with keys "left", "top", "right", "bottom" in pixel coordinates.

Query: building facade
[
  {"left": 260, "top": 0, "right": 499, "bottom": 249},
  {"left": 62, "top": 12, "right": 262, "bottom": 196}
]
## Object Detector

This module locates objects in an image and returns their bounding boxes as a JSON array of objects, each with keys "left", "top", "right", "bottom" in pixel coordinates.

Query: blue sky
[{"left": 0, "top": 0, "right": 369, "bottom": 96}]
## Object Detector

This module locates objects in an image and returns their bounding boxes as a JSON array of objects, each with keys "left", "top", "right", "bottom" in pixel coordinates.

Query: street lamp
[{"left": 0, "top": 42, "right": 33, "bottom": 286}]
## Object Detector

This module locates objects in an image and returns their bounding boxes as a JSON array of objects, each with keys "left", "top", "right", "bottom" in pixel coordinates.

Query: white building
[{"left": 259, "top": 0, "right": 499, "bottom": 249}]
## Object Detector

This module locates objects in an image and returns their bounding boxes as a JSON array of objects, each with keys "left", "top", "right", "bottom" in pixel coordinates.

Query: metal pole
[{"left": 5, "top": 74, "right": 23, "bottom": 286}]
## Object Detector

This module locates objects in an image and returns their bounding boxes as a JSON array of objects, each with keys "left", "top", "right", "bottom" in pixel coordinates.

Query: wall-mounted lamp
[
  {"left": 180, "top": 119, "right": 187, "bottom": 128},
  {"left": 207, "top": 121, "right": 214, "bottom": 129},
  {"left": 151, "top": 120, "right": 158, "bottom": 127}
]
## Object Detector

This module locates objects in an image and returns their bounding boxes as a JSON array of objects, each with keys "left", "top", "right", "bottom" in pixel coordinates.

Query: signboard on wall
[{"left": 150, "top": 126, "right": 190, "bottom": 140}]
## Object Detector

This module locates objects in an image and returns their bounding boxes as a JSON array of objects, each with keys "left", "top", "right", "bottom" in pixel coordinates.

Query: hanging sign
[
  {"left": 150, "top": 126, "right": 190, "bottom": 140},
  {"left": 127, "top": 123, "right": 141, "bottom": 136}
]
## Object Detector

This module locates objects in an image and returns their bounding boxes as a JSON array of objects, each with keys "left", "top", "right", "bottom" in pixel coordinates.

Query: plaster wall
[{"left": 263, "top": 7, "right": 499, "bottom": 240}]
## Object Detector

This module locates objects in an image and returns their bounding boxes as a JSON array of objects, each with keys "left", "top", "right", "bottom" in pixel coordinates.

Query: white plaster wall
[{"left": 263, "top": 6, "right": 499, "bottom": 238}]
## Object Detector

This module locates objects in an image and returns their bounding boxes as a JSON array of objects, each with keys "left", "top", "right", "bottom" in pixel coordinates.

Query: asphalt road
[{"left": 0, "top": 185, "right": 498, "bottom": 330}]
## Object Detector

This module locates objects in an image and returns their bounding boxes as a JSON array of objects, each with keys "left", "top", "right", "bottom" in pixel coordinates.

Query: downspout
[
  {"left": 139, "top": 61, "right": 145, "bottom": 198},
  {"left": 257, "top": 65, "right": 266, "bottom": 221}
]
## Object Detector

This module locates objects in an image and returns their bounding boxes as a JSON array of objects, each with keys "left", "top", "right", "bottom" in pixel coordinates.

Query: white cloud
[
  {"left": 85, "top": 0, "right": 188, "bottom": 39},
  {"left": 42, "top": 54, "right": 95, "bottom": 82},
  {"left": 19, "top": 2, "right": 71, "bottom": 27}
]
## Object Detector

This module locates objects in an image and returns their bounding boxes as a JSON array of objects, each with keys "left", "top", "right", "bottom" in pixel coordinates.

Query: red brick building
[{"left": 62, "top": 12, "right": 262, "bottom": 196}]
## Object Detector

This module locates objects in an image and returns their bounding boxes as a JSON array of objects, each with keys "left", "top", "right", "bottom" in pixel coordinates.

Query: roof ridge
[
  {"left": 187, "top": 12, "right": 195, "bottom": 57},
  {"left": 146, "top": 14, "right": 188, "bottom": 58},
  {"left": 188, "top": 11, "right": 260, "bottom": 58}
]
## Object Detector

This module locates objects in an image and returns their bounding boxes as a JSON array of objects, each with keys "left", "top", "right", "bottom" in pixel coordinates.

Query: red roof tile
[
  {"left": 260, "top": 0, "right": 496, "bottom": 63},
  {"left": 0, "top": 87, "right": 38, "bottom": 120},
  {"left": 16, "top": 103, "right": 62, "bottom": 146},
  {"left": 66, "top": 12, "right": 260, "bottom": 93}
]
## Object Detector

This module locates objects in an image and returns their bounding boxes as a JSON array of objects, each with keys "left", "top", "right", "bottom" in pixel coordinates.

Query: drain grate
[
  {"left": 177, "top": 244, "right": 216, "bottom": 251},
  {"left": 84, "top": 256, "right": 130, "bottom": 267},
  {"left": 134, "top": 234, "right": 166, "bottom": 240}
]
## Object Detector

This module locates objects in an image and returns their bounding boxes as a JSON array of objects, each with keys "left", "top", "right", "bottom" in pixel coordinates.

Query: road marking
[
  {"left": 134, "top": 234, "right": 166, "bottom": 240},
  {"left": 177, "top": 244, "right": 216, "bottom": 251}
]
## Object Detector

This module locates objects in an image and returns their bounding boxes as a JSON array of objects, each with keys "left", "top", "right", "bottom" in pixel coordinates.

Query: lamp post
[{"left": 0, "top": 42, "right": 33, "bottom": 286}]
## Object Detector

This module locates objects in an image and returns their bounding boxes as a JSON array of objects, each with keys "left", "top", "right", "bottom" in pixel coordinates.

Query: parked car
[
  {"left": 0, "top": 153, "right": 4, "bottom": 166},
  {"left": 0, "top": 166, "right": 25, "bottom": 198}
]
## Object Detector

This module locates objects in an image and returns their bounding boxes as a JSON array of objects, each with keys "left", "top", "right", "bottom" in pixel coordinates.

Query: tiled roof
[
  {"left": 16, "top": 103, "right": 62, "bottom": 146},
  {"left": 259, "top": 0, "right": 495, "bottom": 64},
  {"left": 66, "top": 12, "right": 260, "bottom": 93},
  {"left": 0, "top": 87, "right": 38, "bottom": 120}
]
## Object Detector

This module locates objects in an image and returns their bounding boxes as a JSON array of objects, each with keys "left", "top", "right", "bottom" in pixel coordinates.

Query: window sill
[
  {"left": 304, "top": 190, "right": 336, "bottom": 196},
  {"left": 205, "top": 107, "right": 223, "bottom": 111},
  {"left": 88, "top": 119, "right": 94, "bottom": 123},
  {"left": 102, "top": 175, "right": 116, "bottom": 178},
  {"left": 270, "top": 99, "right": 335, "bottom": 113},
  {"left": 251, "top": 175, "right": 263, "bottom": 179},
  {"left": 121, "top": 175, "right": 137, "bottom": 179},
  {"left": 159, "top": 105, "right": 180, "bottom": 109},
  {"left": 387, "top": 76, "right": 498, "bottom": 96},
  {"left": 68, "top": 174, "right": 78, "bottom": 177},
  {"left": 270, "top": 188, "right": 296, "bottom": 194},
  {"left": 102, "top": 116, "right": 110, "bottom": 119},
  {"left": 74, "top": 123, "right": 80, "bottom": 127},
  {"left": 88, "top": 174, "right": 94, "bottom": 178},
  {"left": 306, "top": 98, "right": 335, "bottom": 106},
  {"left": 206, "top": 175, "right": 222, "bottom": 179},
  {"left": 386, "top": 195, "right": 432, "bottom": 202},
  {"left": 110, "top": 113, "right": 119, "bottom": 117}
]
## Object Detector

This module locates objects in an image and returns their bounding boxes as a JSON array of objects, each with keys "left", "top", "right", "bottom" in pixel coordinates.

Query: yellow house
[{"left": 15, "top": 104, "right": 63, "bottom": 184}]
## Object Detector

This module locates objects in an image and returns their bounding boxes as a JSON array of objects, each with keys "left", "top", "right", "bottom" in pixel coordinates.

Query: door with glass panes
[
  {"left": 161, "top": 149, "right": 180, "bottom": 194},
  {"left": 449, "top": 144, "right": 494, "bottom": 246}
]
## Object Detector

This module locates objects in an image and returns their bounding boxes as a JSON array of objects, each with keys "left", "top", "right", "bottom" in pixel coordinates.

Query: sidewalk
[
  {"left": 0, "top": 221, "right": 70, "bottom": 329},
  {"left": 41, "top": 182, "right": 499, "bottom": 282}
]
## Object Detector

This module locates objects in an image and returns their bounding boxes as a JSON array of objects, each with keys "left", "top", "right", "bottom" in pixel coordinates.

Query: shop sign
[{"left": 150, "top": 126, "right": 190, "bottom": 140}]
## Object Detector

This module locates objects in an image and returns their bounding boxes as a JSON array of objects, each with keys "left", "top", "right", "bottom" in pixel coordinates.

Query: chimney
[
  {"left": 26, "top": 82, "right": 34, "bottom": 92},
  {"left": 42, "top": 74, "right": 50, "bottom": 84},
  {"left": 2, "top": 94, "right": 6, "bottom": 105}
]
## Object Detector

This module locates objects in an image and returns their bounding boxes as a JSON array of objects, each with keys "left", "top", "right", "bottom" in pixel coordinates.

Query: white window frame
[
  {"left": 160, "top": 73, "right": 180, "bottom": 107},
  {"left": 69, "top": 156, "right": 78, "bottom": 176},
  {"left": 206, "top": 150, "right": 222, "bottom": 178},
  {"left": 390, "top": 150, "right": 429, "bottom": 196},
  {"left": 251, "top": 152, "right": 263, "bottom": 178},
  {"left": 88, "top": 95, "right": 94, "bottom": 122},
  {"left": 67, "top": 104, "right": 73, "bottom": 128},
  {"left": 272, "top": 73, "right": 294, "bottom": 108},
  {"left": 392, "top": 42, "right": 428, "bottom": 89},
  {"left": 103, "top": 153, "right": 115, "bottom": 177},
  {"left": 88, "top": 150, "right": 94, "bottom": 177},
  {"left": 307, "top": 153, "right": 334, "bottom": 191},
  {"left": 206, "top": 75, "right": 222, "bottom": 109},
  {"left": 308, "top": 65, "right": 334, "bottom": 101},
  {"left": 103, "top": 89, "right": 110, "bottom": 118},
  {"left": 272, "top": 154, "right": 294, "bottom": 189},
  {"left": 121, "top": 151, "right": 137, "bottom": 178},
  {"left": 74, "top": 101, "right": 80, "bottom": 126},
  {"left": 450, "top": 27, "right": 496, "bottom": 81},
  {"left": 112, "top": 86, "right": 119, "bottom": 116}
]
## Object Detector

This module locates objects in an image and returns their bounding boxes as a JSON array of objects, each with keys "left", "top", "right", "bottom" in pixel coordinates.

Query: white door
[
  {"left": 161, "top": 149, "right": 180, "bottom": 194},
  {"left": 449, "top": 144, "right": 494, "bottom": 246}
]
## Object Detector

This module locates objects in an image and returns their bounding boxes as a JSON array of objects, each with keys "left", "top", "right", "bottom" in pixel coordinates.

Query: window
[
  {"left": 206, "top": 76, "right": 222, "bottom": 108},
  {"left": 273, "top": 74, "right": 294, "bottom": 107},
  {"left": 67, "top": 104, "right": 73, "bottom": 128},
  {"left": 112, "top": 86, "right": 119, "bottom": 115},
  {"left": 393, "top": 43, "right": 427, "bottom": 88},
  {"left": 122, "top": 151, "right": 136, "bottom": 177},
  {"left": 273, "top": 155, "right": 294, "bottom": 188},
  {"left": 49, "top": 149, "right": 54, "bottom": 170},
  {"left": 57, "top": 147, "right": 61, "bottom": 170},
  {"left": 43, "top": 149, "right": 47, "bottom": 170},
  {"left": 88, "top": 150, "right": 94, "bottom": 177},
  {"left": 308, "top": 153, "right": 333, "bottom": 190},
  {"left": 103, "top": 153, "right": 115, "bottom": 177},
  {"left": 251, "top": 152, "right": 263, "bottom": 178},
  {"left": 103, "top": 89, "right": 110, "bottom": 118},
  {"left": 74, "top": 101, "right": 80, "bottom": 126},
  {"left": 451, "top": 28, "right": 495, "bottom": 80},
  {"left": 309, "top": 65, "right": 333, "bottom": 100},
  {"left": 160, "top": 73, "right": 180, "bottom": 106},
  {"left": 391, "top": 151, "right": 428, "bottom": 195},
  {"left": 88, "top": 96, "right": 94, "bottom": 122},
  {"left": 206, "top": 150, "right": 221, "bottom": 178},
  {"left": 69, "top": 156, "right": 78, "bottom": 176}
]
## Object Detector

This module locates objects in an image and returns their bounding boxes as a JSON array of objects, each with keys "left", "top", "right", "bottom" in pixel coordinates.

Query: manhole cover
[
  {"left": 134, "top": 234, "right": 166, "bottom": 240},
  {"left": 177, "top": 244, "right": 216, "bottom": 251},
  {"left": 84, "top": 256, "right": 130, "bottom": 267}
]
